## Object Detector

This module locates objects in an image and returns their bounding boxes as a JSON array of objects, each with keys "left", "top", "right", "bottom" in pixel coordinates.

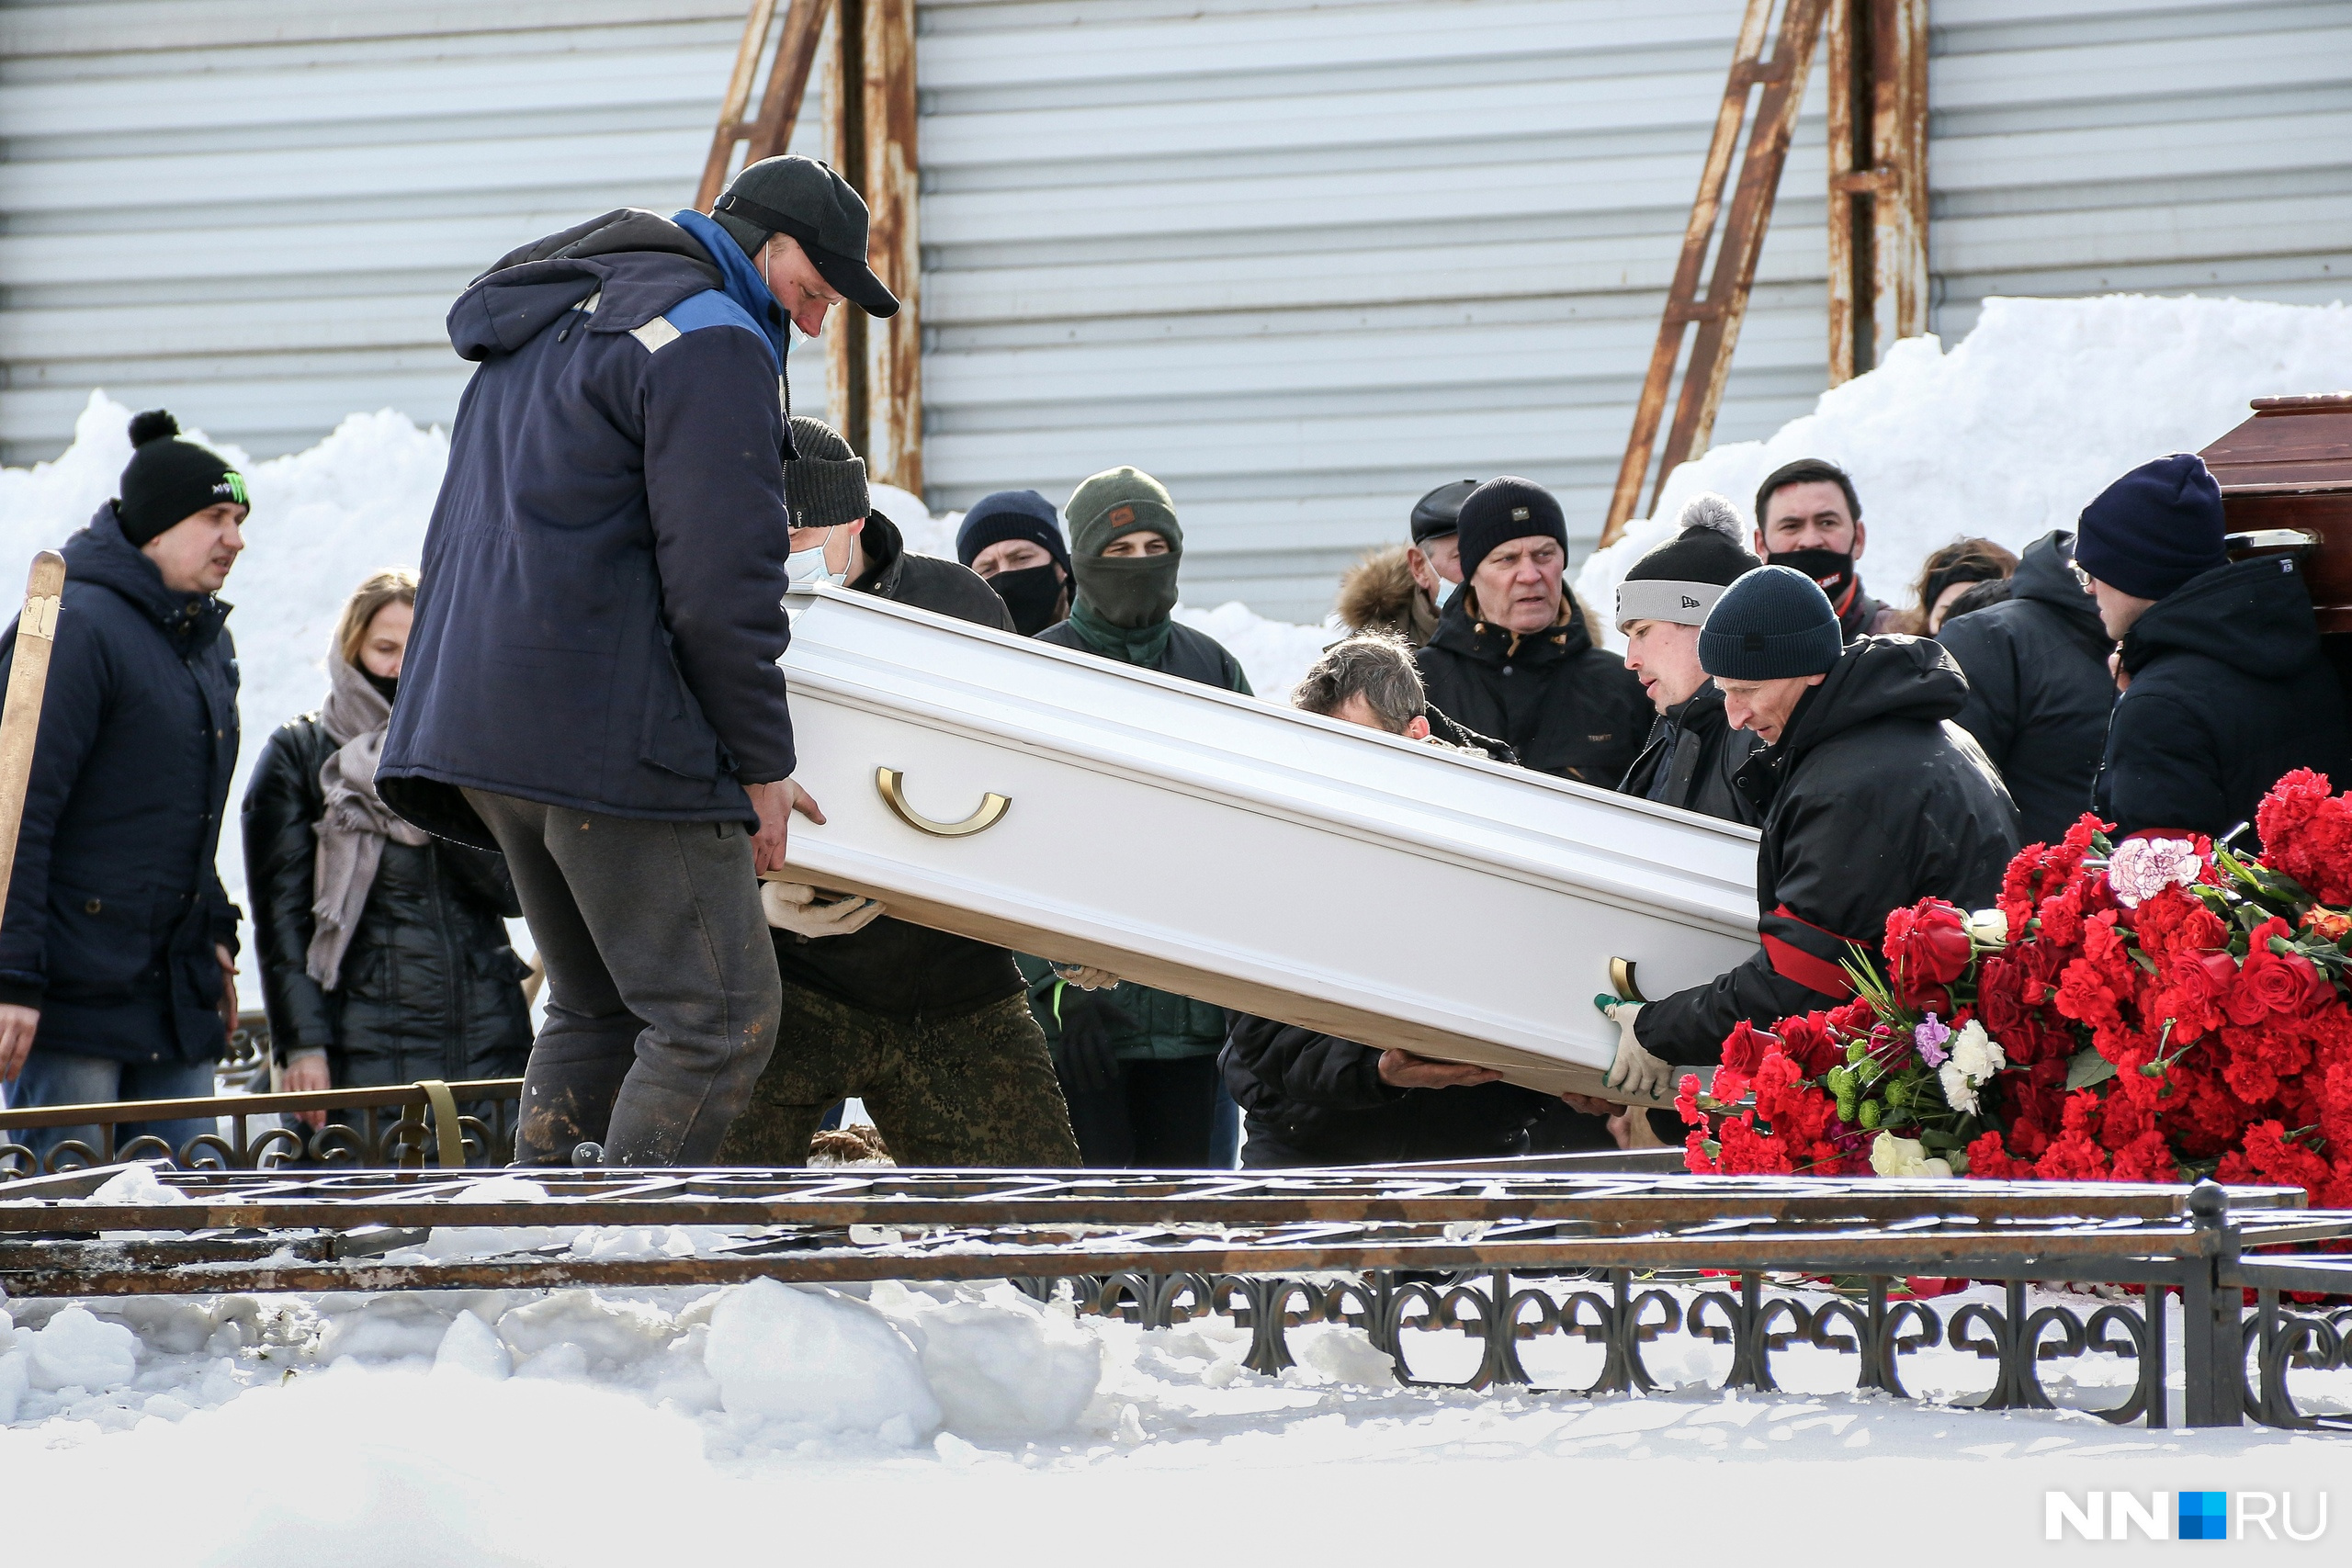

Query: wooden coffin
[
  {"left": 773, "top": 585, "right": 1759, "bottom": 1107},
  {"left": 2202, "top": 392, "right": 2352, "bottom": 633}
]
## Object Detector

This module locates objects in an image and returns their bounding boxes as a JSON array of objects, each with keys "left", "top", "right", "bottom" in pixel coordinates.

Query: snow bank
[{"left": 1577, "top": 294, "right": 2352, "bottom": 649}]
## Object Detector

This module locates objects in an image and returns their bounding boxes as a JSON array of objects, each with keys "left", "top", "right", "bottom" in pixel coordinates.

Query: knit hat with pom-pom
[
  {"left": 1614, "top": 491, "right": 1761, "bottom": 631},
  {"left": 115, "top": 411, "right": 246, "bottom": 547}
]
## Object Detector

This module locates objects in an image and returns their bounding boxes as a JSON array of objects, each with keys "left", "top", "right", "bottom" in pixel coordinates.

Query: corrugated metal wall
[
  {"left": 5, "top": 1, "right": 2346, "bottom": 621},
  {"left": 0, "top": 0, "right": 827, "bottom": 464}
]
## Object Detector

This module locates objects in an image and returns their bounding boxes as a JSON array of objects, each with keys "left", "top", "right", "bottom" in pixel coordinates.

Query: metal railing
[{"left": 0, "top": 1077, "right": 523, "bottom": 1178}]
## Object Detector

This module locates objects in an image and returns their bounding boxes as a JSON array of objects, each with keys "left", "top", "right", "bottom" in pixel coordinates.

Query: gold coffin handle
[
  {"left": 1609, "top": 957, "right": 1650, "bottom": 1005},
  {"left": 875, "top": 767, "right": 1011, "bottom": 838}
]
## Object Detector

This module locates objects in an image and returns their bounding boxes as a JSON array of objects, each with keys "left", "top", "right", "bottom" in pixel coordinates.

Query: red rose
[
  {"left": 2229, "top": 947, "right": 2324, "bottom": 1025},
  {"left": 1900, "top": 982, "right": 1954, "bottom": 1017},
  {"left": 1719, "top": 1021, "right": 1770, "bottom": 1077},
  {"left": 1884, "top": 899, "right": 1973, "bottom": 989},
  {"left": 1975, "top": 955, "right": 2027, "bottom": 1040}
]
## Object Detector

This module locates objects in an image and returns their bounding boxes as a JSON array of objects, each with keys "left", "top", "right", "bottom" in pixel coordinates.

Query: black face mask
[
  {"left": 988, "top": 563, "right": 1066, "bottom": 637},
  {"left": 1767, "top": 547, "right": 1857, "bottom": 613},
  {"left": 363, "top": 669, "right": 400, "bottom": 705}
]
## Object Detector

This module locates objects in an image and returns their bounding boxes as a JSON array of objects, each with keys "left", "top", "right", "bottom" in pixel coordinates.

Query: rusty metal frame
[
  {"left": 1826, "top": 0, "right": 1928, "bottom": 385},
  {"left": 825, "top": 0, "right": 923, "bottom": 495},
  {"left": 695, "top": 0, "right": 831, "bottom": 214},
  {"left": 1601, "top": 0, "right": 1830, "bottom": 547}
]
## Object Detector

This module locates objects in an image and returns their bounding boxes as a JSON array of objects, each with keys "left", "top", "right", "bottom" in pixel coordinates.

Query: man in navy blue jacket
[
  {"left": 0, "top": 412, "right": 248, "bottom": 1161},
  {"left": 381, "top": 156, "right": 901, "bottom": 1168}
]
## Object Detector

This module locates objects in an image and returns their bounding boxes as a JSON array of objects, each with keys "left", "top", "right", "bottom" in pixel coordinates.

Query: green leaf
[
  {"left": 1918, "top": 1127, "right": 1966, "bottom": 1151},
  {"left": 2065, "top": 1049, "right": 2119, "bottom": 1091}
]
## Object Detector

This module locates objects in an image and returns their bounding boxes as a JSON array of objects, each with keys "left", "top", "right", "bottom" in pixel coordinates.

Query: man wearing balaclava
[
  {"left": 1025, "top": 467, "right": 1250, "bottom": 1168},
  {"left": 1751, "top": 458, "right": 1896, "bottom": 638}
]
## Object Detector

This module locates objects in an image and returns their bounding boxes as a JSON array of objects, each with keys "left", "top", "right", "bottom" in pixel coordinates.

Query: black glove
[{"left": 1051, "top": 987, "right": 1132, "bottom": 1099}]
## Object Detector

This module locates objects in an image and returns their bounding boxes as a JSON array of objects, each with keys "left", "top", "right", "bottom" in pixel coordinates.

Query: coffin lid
[{"left": 2199, "top": 393, "right": 2352, "bottom": 495}]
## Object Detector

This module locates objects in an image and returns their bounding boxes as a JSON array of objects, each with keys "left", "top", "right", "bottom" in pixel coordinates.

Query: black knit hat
[
  {"left": 1454, "top": 477, "right": 1566, "bottom": 580},
  {"left": 2073, "top": 453, "right": 2227, "bottom": 602},
  {"left": 1615, "top": 492, "right": 1760, "bottom": 631},
  {"left": 956, "top": 490, "right": 1070, "bottom": 573},
  {"left": 1698, "top": 564, "right": 1844, "bottom": 681},
  {"left": 1409, "top": 479, "right": 1479, "bottom": 546},
  {"left": 712, "top": 154, "right": 899, "bottom": 319},
  {"left": 115, "top": 411, "right": 246, "bottom": 547},
  {"left": 783, "top": 417, "right": 869, "bottom": 530}
]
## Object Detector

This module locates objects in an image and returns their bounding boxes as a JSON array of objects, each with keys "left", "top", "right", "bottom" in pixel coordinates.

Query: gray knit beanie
[{"left": 784, "top": 417, "right": 869, "bottom": 530}]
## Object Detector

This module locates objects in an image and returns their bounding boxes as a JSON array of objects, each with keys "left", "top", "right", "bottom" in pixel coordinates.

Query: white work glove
[
  {"left": 1052, "top": 964, "right": 1122, "bottom": 991},
  {"left": 761, "top": 881, "right": 887, "bottom": 939},
  {"left": 1596, "top": 998, "right": 1670, "bottom": 1102}
]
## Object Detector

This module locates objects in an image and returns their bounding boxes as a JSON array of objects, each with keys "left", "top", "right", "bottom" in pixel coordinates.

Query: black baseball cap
[
  {"left": 713, "top": 155, "right": 900, "bottom": 319},
  {"left": 1410, "top": 479, "right": 1480, "bottom": 546}
]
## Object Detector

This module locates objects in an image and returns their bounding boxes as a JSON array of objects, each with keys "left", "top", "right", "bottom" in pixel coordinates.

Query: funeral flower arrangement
[{"left": 1679, "top": 770, "right": 2352, "bottom": 1206}]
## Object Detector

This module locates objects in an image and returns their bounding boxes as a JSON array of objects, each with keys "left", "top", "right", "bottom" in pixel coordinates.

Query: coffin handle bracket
[
  {"left": 876, "top": 767, "right": 1011, "bottom": 838},
  {"left": 1609, "top": 957, "right": 1651, "bottom": 1005}
]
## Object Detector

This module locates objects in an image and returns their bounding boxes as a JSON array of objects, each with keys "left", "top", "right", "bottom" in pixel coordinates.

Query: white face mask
[{"left": 786, "top": 526, "right": 846, "bottom": 587}]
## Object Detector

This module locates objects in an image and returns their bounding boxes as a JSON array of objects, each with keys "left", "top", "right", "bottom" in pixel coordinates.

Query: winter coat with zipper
[
  {"left": 2093, "top": 555, "right": 2352, "bottom": 844},
  {"left": 0, "top": 505, "right": 241, "bottom": 1064},
  {"left": 1636, "top": 636, "right": 2021, "bottom": 1064},
  {"left": 1619, "top": 682, "right": 1765, "bottom": 827},
  {"left": 1220, "top": 1013, "right": 1555, "bottom": 1167},
  {"left": 380, "top": 208, "right": 797, "bottom": 850},
  {"left": 1414, "top": 591, "right": 1653, "bottom": 785},
  {"left": 242, "top": 714, "right": 531, "bottom": 1088},
  {"left": 1935, "top": 530, "right": 2115, "bottom": 848},
  {"left": 773, "top": 511, "right": 1030, "bottom": 1021}
]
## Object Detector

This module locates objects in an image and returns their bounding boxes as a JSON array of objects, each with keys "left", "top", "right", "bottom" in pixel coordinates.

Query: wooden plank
[
  {"left": 694, "top": 0, "right": 780, "bottom": 214},
  {"left": 0, "top": 552, "right": 67, "bottom": 937}
]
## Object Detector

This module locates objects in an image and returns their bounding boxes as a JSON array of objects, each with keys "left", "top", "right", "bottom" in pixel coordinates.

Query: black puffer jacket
[
  {"left": 1221, "top": 1014, "right": 1556, "bottom": 1167},
  {"left": 1937, "top": 530, "right": 2114, "bottom": 846},
  {"left": 1619, "top": 682, "right": 1765, "bottom": 826},
  {"left": 1637, "top": 637, "right": 2020, "bottom": 1064},
  {"left": 2093, "top": 555, "right": 2352, "bottom": 843},
  {"left": 774, "top": 513, "right": 1030, "bottom": 1021},
  {"left": 243, "top": 716, "right": 531, "bottom": 1087},
  {"left": 1414, "top": 592, "right": 1652, "bottom": 784}
]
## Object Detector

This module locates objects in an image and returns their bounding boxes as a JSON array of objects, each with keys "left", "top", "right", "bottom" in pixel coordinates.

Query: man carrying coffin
[
  {"left": 718, "top": 421, "right": 1081, "bottom": 1168},
  {"left": 1595, "top": 568, "right": 2020, "bottom": 1097},
  {"left": 382, "top": 156, "right": 896, "bottom": 1166},
  {"left": 1614, "top": 492, "right": 1765, "bottom": 827}
]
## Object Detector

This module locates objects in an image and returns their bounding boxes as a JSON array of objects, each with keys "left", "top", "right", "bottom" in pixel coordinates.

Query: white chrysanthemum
[
  {"left": 1950, "top": 1020, "right": 2007, "bottom": 1081},
  {"left": 1939, "top": 1060, "right": 1981, "bottom": 1116}
]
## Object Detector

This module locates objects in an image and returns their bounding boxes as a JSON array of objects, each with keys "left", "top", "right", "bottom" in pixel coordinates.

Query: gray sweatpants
[{"left": 464, "top": 789, "right": 781, "bottom": 1167}]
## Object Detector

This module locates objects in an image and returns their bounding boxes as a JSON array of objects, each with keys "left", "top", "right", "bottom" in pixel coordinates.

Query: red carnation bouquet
[{"left": 1679, "top": 770, "right": 2352, "bottom": 1208}]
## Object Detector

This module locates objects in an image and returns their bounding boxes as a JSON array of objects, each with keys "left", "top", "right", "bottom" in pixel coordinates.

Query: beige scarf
[{"left": 306, "top": 649, "right": 429, "bottom": 989}]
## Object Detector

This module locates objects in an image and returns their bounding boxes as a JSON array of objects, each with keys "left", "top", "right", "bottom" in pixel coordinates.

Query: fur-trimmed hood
[{"left": 1334, "top": 544, "right": 1439, "bottom": 647}]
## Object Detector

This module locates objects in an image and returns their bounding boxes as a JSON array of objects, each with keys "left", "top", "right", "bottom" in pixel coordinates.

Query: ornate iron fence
[{"left": 0, "top": 1163, "right": 2346, "bottom": 1428}]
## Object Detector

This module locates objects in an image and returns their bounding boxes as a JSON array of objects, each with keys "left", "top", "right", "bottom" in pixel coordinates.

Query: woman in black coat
[{"left": 241, "top": 570, "right": 530, "bottom": 1152}]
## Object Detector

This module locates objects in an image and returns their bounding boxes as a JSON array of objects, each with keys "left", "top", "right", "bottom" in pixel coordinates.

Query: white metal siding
[{"left": 0, "top": 1, "right": 827, "bottom": 463}]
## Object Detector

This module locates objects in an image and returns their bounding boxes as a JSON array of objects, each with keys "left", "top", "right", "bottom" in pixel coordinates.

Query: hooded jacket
[
  {"left": 1414, "top": 592, "right": 1653, "bottom": 784},
  {"left": 242, "top": 714, "right": 531, "bottom": 1085},
  {"left": 1619, "top": 682, "right": 1765, "bottom": 827},
  {"left": 1335, "top": 545, "right": 1441, "bottom": 648},
  {"left": 2093, "top": 556, "right": 2352, "bottom": 843},
  {"left": 772, "top": 512, "right": 1030, "bottom": 1021},
  {"left": 1936, "top": 530, "right": 2115, "bottom": 846},
  {"left": 1220, "top": 1013, "right": 1555, "bottom": 1167},
  {"left": 1636, "top": 637, "right": 2021, "bottom": 1063},
  {"left": 0, "top": 506, "right": 241, "bottom": 1063},
  {"left": 379, "top": 209, "right": 797, "bottom": 848}
]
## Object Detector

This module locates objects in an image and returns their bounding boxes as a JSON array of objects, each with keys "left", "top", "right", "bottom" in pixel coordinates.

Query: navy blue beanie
[
  {"left": 2072, "top": 453, "right": 2227, "bottom": 602},
  {"left": 1455, "top": 476, "right": 1568, "bottom": 581},
  {"left": 1697, "top": 564, "right": 1844, "bottom": 680},
  {"left": 956, "top": 490, "right": 1070, "bottom": 574}
]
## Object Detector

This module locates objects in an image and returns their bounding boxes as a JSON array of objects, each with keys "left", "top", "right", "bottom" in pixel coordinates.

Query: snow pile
[{"left": 1578, "top": 294, "right": 2352, "bottom": 648}]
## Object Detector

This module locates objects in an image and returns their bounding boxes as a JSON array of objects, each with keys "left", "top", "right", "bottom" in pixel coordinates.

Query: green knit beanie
[{"left": 1066, "top": 467, "right": 1182, "bottom": 558}]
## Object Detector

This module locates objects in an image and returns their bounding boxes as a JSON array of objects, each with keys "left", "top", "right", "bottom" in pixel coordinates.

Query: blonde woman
[{"left": 240, "top": 570, "right": 529, "bottom": 1151}]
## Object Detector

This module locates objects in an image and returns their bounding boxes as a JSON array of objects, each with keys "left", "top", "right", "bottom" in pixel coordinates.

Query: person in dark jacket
[
  {"left": 1613, "top": 492, "right": 1765, "bottom": 826},
  {"left": 1331, "top": 479, "right": 1480, "bottom": 649},
  {"left": 1751, "top": 458, "right": 1898, "bottom": 638},
  {"left": 1936, "top": 529, "right": 2114, "bottom": 846},
  {"left": 379, "top": 156, "right": 899, "bottom": 1168},
  {"left": 2076, "top": 454, "right": 2352, "bottom": 843},
  {"left": 1030, "top": 468, "right": 1248, "bottom": 1165},
  {"left": 1599, "top": 568, "right": 2020, "bottom": 1091},
  {"left": 956, "top": 490, "right": 1073, "bottom": 637},
  {"left": 1900, "top": 536, "right": 2017, "bottom": 636},
  {"left": 0, "top": 412, "right": 247, "bottom": 1160},
  {"left": 718, "top": 421, "right": 1080, "bottom": 1168},
  {"left": 1414, "top": 478, "right": 1652, "bottom": 785},
  {"left": 241, "top": 570, "right": 532, "bottom": 1153}
]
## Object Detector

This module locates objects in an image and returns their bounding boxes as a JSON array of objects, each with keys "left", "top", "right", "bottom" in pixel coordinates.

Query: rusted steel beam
[
  {"left": 827, "top": 0, "right": 869, "bottom": 457},
  {"left": 859, "top": 0, "right": 923, "bottom": 496},
  {"left": 1826, "top": 0, "right": 1928, "bottom": 384},
  {"left": 695, "top": 0, "right": 831, "bottom": 214}
]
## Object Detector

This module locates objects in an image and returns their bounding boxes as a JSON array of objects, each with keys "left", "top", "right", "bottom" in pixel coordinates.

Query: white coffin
[{"left": 774, "top": 585, "right": 1759, "bottom": 1105}]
